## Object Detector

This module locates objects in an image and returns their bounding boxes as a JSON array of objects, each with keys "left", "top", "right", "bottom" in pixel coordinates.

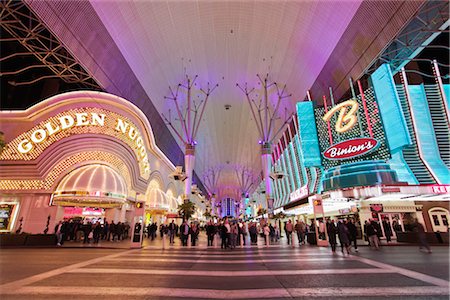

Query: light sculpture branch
[
  {"left": 162, "top": 74, "right": 219, "bottom": 204},
  {"left": 162, "top": 75, "right": 219, "bottom": 146},
  {"left": 236, "top": 73, "right": 293, "bottom": 144}
]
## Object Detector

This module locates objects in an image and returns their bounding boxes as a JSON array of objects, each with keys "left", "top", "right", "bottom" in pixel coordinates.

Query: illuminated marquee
[
  {"left": 3, "top": 108, "right": 150, "bottom": 175},
  {"left": 314, "top": 87, "right": 390, "bottom": 168},
  {"left": 18, "top": 112, "right": 106, "bottom": 154}
]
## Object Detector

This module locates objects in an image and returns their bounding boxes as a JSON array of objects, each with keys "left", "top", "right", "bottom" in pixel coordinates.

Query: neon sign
[
  {"left": 323, "top": 138, "right": 379, "bottom": 160},
  {"left": 18, "top": 112, "right": 106, "bottom": 154},
  {"left": 14, "top": 109, "right": 150, "bottom": 174},
  {"left": 322, "top": 100, "right": 359, "bottom": 133}
]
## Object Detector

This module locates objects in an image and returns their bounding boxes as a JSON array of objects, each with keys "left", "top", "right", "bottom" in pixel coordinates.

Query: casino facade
[{"left": 0, "top": 91, "right": 185, "bottom": 234}]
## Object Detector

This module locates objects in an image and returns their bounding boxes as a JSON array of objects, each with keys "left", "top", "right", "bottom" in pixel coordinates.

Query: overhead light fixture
[
  {"left": 169, "top": 166, "right": 187, "bottom": 181},
  {"left": 270, "top": 171, "right": 286, "bottom": 180}
]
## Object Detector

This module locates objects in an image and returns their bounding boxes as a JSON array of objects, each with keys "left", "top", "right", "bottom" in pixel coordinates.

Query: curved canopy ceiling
[
  {"left": 88, "top": 0, "right": 362, "bottom": 192},
  {"left": 23, "top": 0, "right": 410, "bottom": 197}
]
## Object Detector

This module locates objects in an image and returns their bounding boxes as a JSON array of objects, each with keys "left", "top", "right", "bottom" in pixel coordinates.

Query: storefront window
[
  {"left": 442, "top": 215, "right": 448, "bottom": 226},
  {"left": 432, "top": 215, "right": 440, "bottom": 226}
]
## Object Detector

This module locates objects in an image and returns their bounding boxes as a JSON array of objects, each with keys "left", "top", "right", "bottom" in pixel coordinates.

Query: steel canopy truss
[
  {"left": 367, "top": 0, "right": 449, "bottom": 75},
  {"left": 0, "top": 0, "right": 100, "bottom": 88}
]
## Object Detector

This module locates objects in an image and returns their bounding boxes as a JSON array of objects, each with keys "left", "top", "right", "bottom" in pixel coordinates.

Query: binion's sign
[
  {"left": 314, "top": 87, "right": 390, "bottom": 167},
  {"left": 323, "top": 138, "right": 379, "bottom": 160}
]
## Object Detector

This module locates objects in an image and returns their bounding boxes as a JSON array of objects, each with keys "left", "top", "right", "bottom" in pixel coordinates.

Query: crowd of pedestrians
[
  {"left": 54, "top": 218, "right": 130, "bottom": 246},
  {"left": 54, "top": 216, "right": 432, "bottom": 254},
  {"left": 141, "top": 217, "right": 314, "bottom": 249}
]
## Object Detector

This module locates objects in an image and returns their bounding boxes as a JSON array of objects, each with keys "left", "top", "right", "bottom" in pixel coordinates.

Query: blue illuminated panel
[
  {"left": 371, "top": 64, "right": 411, "bottom": 151},
  {"left": 407, "top": 84, "right": 450, "bottom": 184},
  {"left": 296, "top": 102, "right": 321, "bottom": 167}
]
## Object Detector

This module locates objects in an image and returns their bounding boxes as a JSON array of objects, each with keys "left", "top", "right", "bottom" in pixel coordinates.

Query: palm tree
[
  {"left": 257, "top": 208, "right": 267, "bottom": 216},
  {"left": 273, "top": 212, "right": 286, "bottom": 220},
  {"left": 178, "top": 201, "right": 196, "bottom": 220},
  {"left": 203, "top": 209, "right": 212, "bottom": 219}
]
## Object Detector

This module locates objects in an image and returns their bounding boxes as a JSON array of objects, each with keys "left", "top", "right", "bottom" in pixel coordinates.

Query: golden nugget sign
[{"left": 17, "top": 110, "right": 150, "bottom": 173}]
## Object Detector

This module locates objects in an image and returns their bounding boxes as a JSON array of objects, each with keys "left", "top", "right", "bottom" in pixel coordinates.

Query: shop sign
[
  {"left": 290, "top": 185, "right": 309, "bottom": 202},
  {"left": 370, "top": 204, "right": 383, "bottom": 213},
  {"left": 339, "top": 208, "right": 351, "bottom": 215},
  {"left": 430, "top": 185, "right": 450, "bottom": 194},
  {"left": 381, "top": 186, "right": 401, "bottom": 193},
  {"left": 323, "top": 138, "right": 379, "bottom": 160}
]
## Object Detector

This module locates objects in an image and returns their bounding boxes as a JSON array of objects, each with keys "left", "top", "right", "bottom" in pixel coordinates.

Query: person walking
[
  {"left": 414, "top": 219, "right": 432, "bottom": 253},
  {"left": 54, "top": 220, "right": 66, "bottom": 246},
  {"left": 295, "top": 220, "right": 306, "bottom": 245},
  {"left": 337, "top": 220, "right": 351, "bottom": 255},
  {"left": 249, "top": 222, "right": 258, "bottom": 245},
  {"left": 240, "top": 221, "right": 247, "bottom": 246},
  {"left": 274, "top": 223, "right": 280, "bottom": 242},
  {"left": 366, "top": 219, "right": 379, "bottom": 249},
  {"left": 347, "top": 218, "right": 358, "bottom": 252},
  {"left": 285, "top": 219, "right": 294, "bottom": 246},
  {"left": 168, "top": 220, "right": 176, "bottom": 245},
  {"left": 180, "top": 220, "right": 190, "bottom": 246},
  {"left": 327, "top": 219, "right": 337, "bottom": 253},
  {"left": 220, "top": 221, "right": 228, "bottom": 249},
  {"left": 93, "top": 221, "right": 102, "bottom": 244},
  {"left": 190, "top": 222, "right": 198, "bottom": 246},
  {"left": 263, "top": 224, "right": 271, "bottom": 246},
  {"left": 230, "top": 222, "right": 238, "bottom": 249},
  {"left": 382, "top": 218, "right": 393, "bottom": 243}
]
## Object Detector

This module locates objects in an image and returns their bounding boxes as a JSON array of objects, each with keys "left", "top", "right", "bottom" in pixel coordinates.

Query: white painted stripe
[
  {"left": 69, "top": 267, "right": 391, "bottom": 276},
  {"left": 144, "top": 244, "right": 306, "bottom": 250},
  {"left": 287, "top": 286, "right": 450, "bottom": 297},
  {"left": 106, "top": 257, "right": 349, "bottom": 264},
  {"left": 0, "top": 248, "right": 135, "bottom": 291},
  {"left": 351, "top": 255, "right": 450, "bottom": 288},
  {"left": 2, "top": 286, "right": 448, "bottom": 298},
  {"left": 124, "top": 252, "right": 331, "bottom": 258},
  {"left": 140, "top": 249, "right": 324, "bottom": 255}
]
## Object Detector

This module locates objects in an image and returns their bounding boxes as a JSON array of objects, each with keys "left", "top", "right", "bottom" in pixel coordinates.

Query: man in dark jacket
[
  {"left": 366, "top": 220, "right": 379, "bottom": 249},
  {"left": 206, "top": 220, "right": 216, "bottom": 246},
  {"left": 347, "top": 218, "right": 358, "bottom": 252},
  {"left": 327, "top": 219, "right": 337, "bottom": 252}
]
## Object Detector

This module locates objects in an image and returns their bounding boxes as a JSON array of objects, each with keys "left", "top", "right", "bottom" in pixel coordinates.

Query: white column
[
  {"left": 113, "top": 208, "right": 121, "bottom": 223},
  {"left": 261, "top": 143, "right": 273, "bottom": 212},
  {"left": 184, "top": 144, "right": 195, "bottom": 203},
  {"left": 119, "top": 204, "right": 127, "bottom": 223}
]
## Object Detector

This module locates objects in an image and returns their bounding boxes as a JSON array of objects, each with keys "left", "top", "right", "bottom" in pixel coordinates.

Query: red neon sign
[{"left": 323, "top": 138, "right": 379, "bottom": 160}]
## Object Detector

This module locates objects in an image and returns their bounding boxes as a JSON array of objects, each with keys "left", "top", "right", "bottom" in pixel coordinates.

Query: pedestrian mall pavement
[{"left": 0, "top": 237, "right": 448, "bottom": 299}]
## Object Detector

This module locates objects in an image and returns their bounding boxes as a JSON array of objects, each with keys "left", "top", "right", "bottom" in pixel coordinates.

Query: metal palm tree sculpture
[{"left": 163, "top": 75, "right": 218, "bottom": 202}]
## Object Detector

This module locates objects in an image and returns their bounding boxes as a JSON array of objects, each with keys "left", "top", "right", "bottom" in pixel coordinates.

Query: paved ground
[{"left": 0, "top": 236, "right": 448, "bottom": 299}]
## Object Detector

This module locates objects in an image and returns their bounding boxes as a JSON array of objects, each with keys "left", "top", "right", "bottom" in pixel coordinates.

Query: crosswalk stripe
[
  {"left": 351, "top": 255, "right": 450, "bottom": 288},
  {"left": 106, "top": 257, "right": 350, "bottom": 263},
  {"left": 3, "top": 286, "right": 448, "bottom": 298},
  {"left": 69, "top": 267, "right": 392, "bottom": 276},
  {"left": 124, "top": 252, "right": 331, "bottom": 258}
]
